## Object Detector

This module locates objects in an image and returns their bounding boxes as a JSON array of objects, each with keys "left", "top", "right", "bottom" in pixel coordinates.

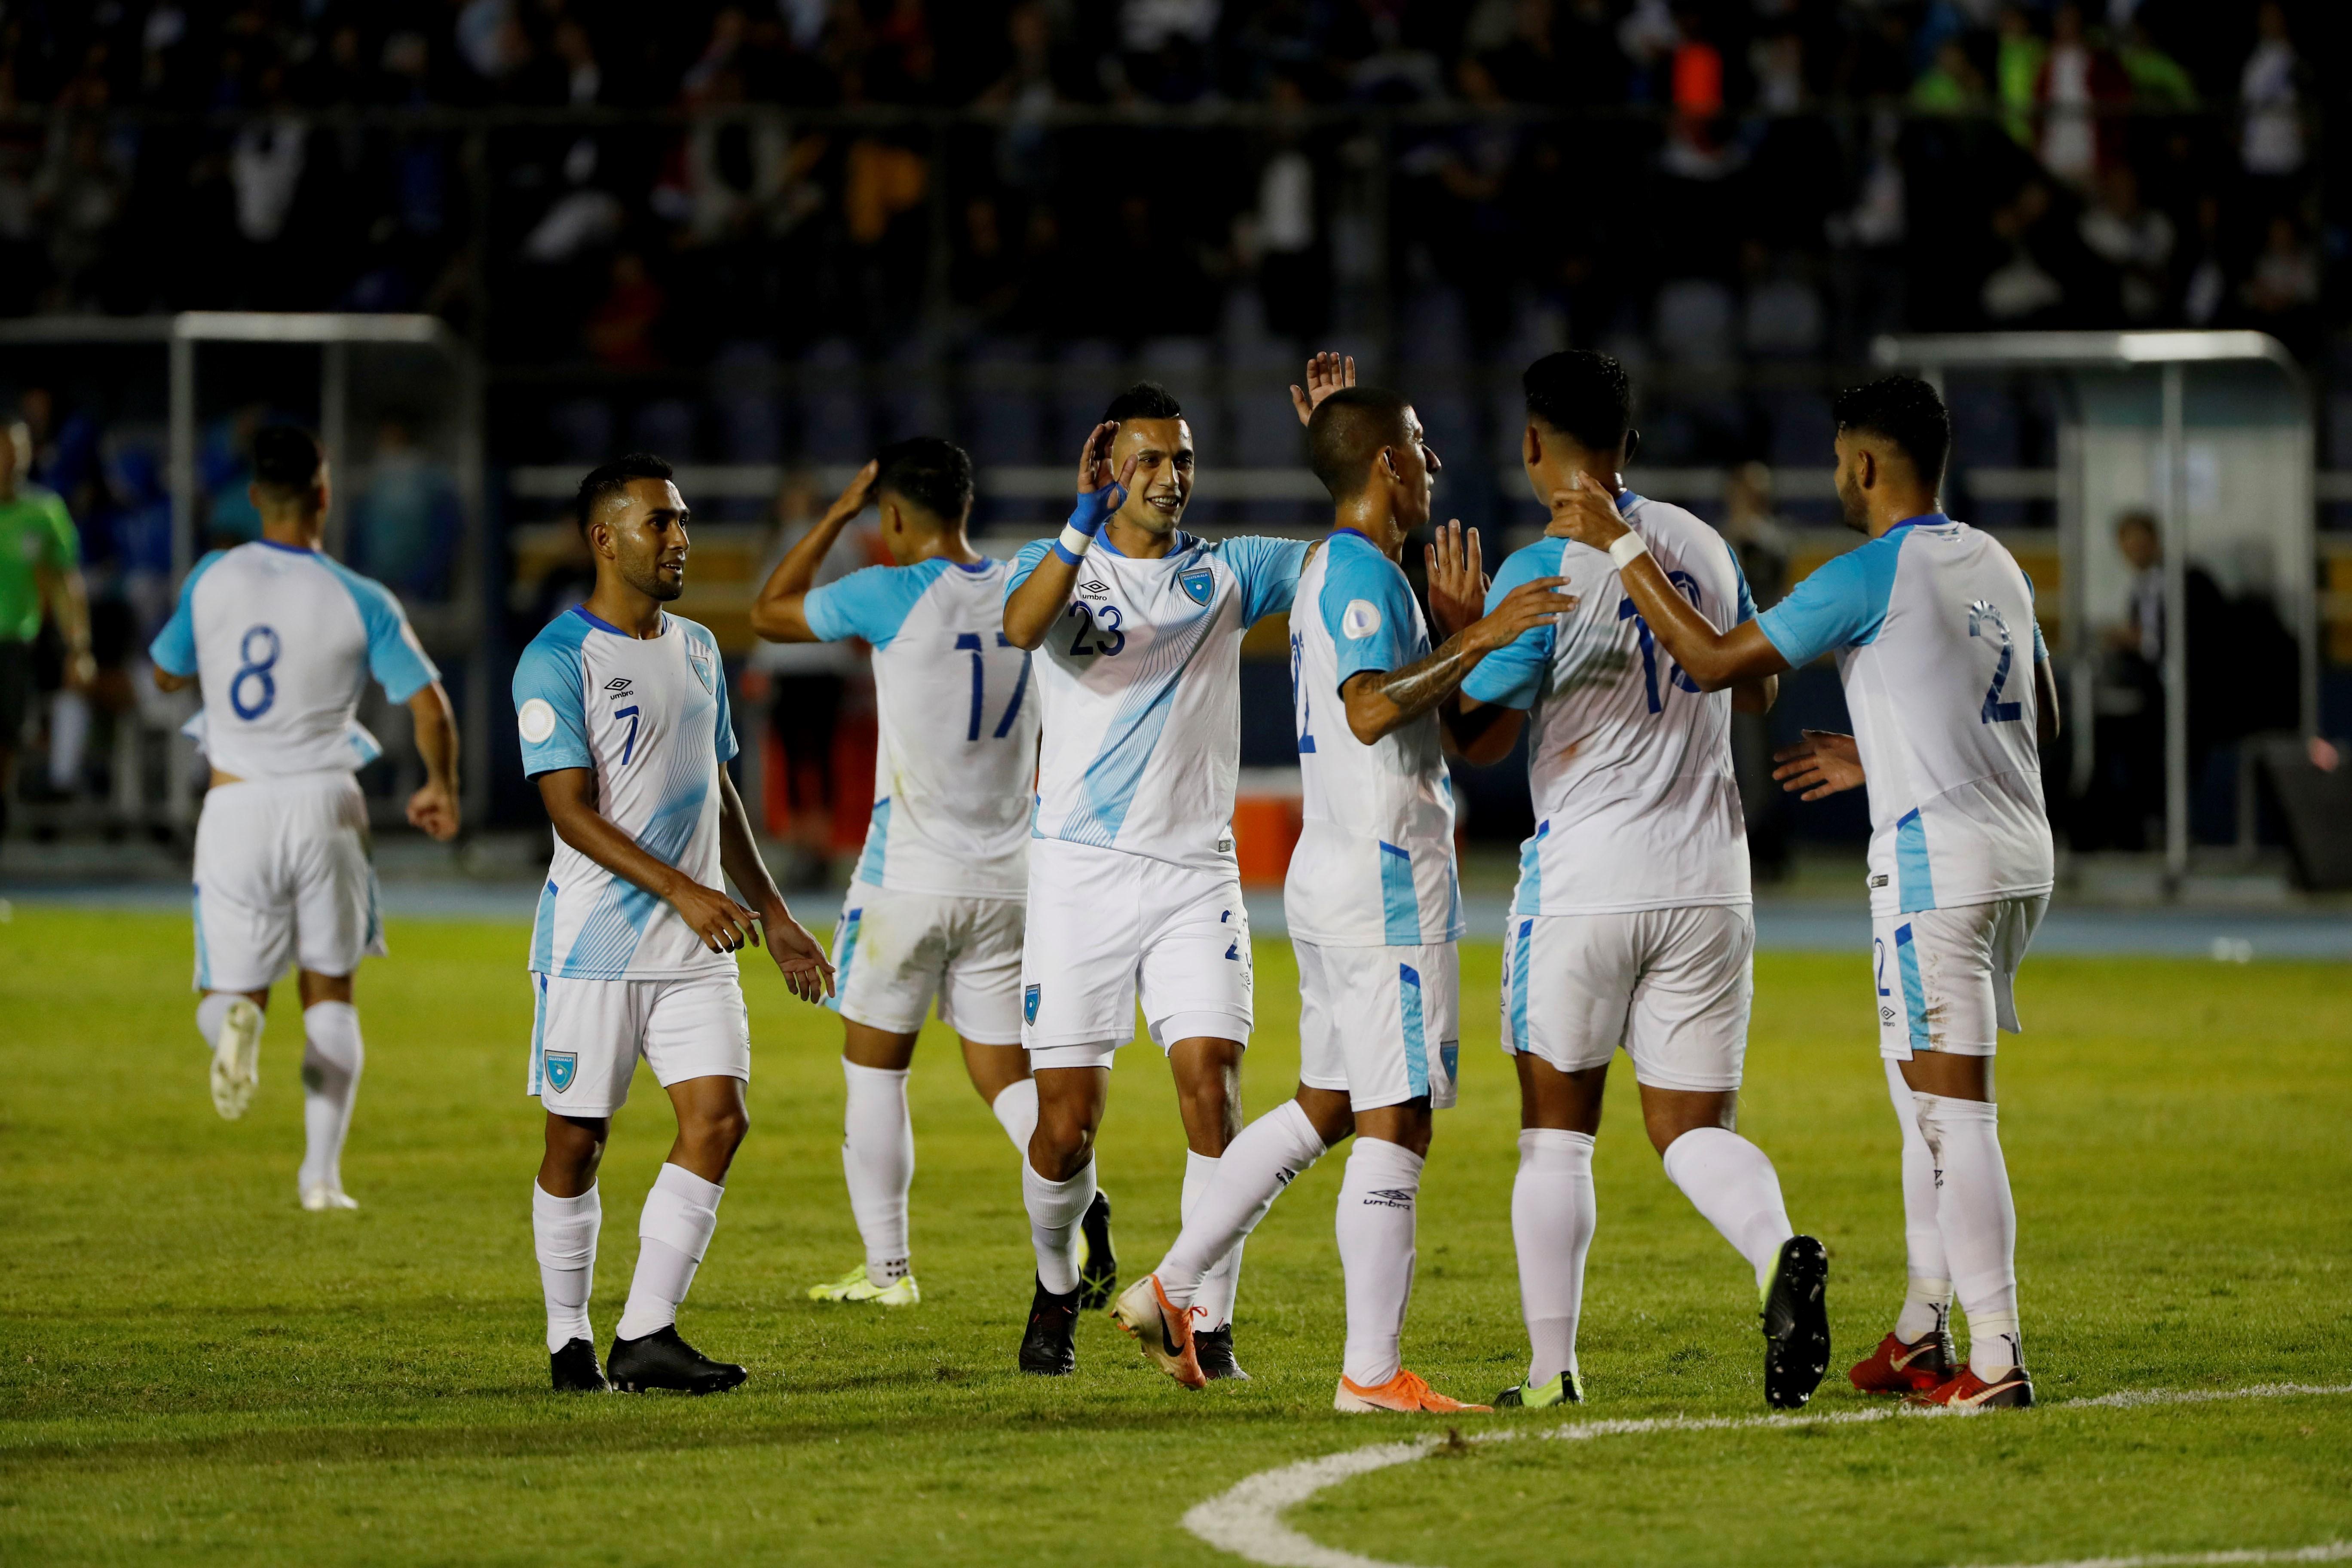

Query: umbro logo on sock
[{"left": 1363, "top": 1189, "right": 1415, "bottom": 1209}]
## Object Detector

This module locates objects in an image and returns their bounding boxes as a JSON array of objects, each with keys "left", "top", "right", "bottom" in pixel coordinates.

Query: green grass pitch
[{"left": 3, "top": 906, "right": 2348, "bottom": 1566}]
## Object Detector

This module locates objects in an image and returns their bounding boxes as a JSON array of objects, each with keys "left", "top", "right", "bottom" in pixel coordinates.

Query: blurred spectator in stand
[
  {"left": 1720, "top": 461, "right": 1790, "bottom": 878},
  {"left": 2180, "top": 193, "right": 2228, "bottom": 326},
  {"left": 99, "top": 444, "right": 174, "bottom": 642},
  {"left": 2241, "top": 213, "right": 2318, "bottom": 351},
  {"left": 1993, "top": 5, "right": 2045, "bottom": 150},
  {"left": 740, "top": 473, "right": 881, "bottom": 885},
  {"left": 2084, "top": 508, "right": 2169, "bottom": 849},
  {"left": 352, "top": 416, "right": 464, "bottom": 601},
  {"left": 2115, "top": 20, "right": 2196, "bottom": 111},
  {"left": 229, "top": 65, "right": 310, "bottom": 304},
  {"left": 31, "top": 120, "right": 126, "bottom": 308},
  {"left": 584, "top": 250, "right": 665, "bottom": 369},
  {"left": 1244, "top": 73, "right": 1327, "bottom": 340},
  {"left": 2236, "top": 1, "right": 2305, "bottom": 211},
  {"left": 1910, "top": 38, "right": 1988, "bottom": 113},
  {"left": 0, "top": 419, "right": 92, "bottom": 827},
  {"left": 2078, "top": 162, "right": 2173, "bottom": 322},
  {"left": 2032, "top": 3, "right": 2128, "bottom": 191},
  {"left": 1481, "top": 0, "right": 1566, "bottom": 104}
]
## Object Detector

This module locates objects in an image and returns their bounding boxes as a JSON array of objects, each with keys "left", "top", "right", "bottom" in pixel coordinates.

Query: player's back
[
  {"left": 1465, "top": 494, "right": 1752, "bottom": 915},
  {"left": 1010, "top": 531, "right": 1305, "bottom": 872},
  {"left": 1769, "top": 516, "right": 2052, "bottom": 915},
  {"left": 153, "top": 540, "right": 438, "bottom": 779},
  {"left": 808, "top": 557, "right": 1035, "bottom": 898},
  {"left": 512, "top": 606, "right": 738, "bottom": 979},
  {"left": 1285, "top": 530, "right": 1461, "bottom": 946}
]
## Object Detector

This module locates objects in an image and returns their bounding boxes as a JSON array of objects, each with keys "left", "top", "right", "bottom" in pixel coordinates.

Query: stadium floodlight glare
[{"left": 1872, "top": 331, "right": 2312, "bottom": 888}]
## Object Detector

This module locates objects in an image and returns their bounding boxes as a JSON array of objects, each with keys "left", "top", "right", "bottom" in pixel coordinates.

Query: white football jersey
[
  {"left": 148, "top": 540, "right": 439, "bottom": 779},
  {"left": 513, "top": 607, "right": 740, "bottom": 980},
  {"left": 1284, "top": 530, "right": 1463, "bottom": 946},
  {"left": 1007, "top": 531, "right": 1307, "bottom": 873},
  {"left": 1462, "top": 493, "right": 1754, "bottom": 916},
  {"left": 803, "top": 556, "right": 1036, "bottom": 899},
  {"left": 1757, "top": 512, "right": 2053, "bottom": 916}
]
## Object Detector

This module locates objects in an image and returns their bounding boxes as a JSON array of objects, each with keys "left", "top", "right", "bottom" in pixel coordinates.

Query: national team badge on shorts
[
  {"left": 543, "top": 1051, "right": 578, "bottom": 1093},
  {"left": 1179, "top": 567, "right": 1214, "bottom": 606},
  {"left": 1024, "top": 984, "right": 1041, "bottom": 1024}
]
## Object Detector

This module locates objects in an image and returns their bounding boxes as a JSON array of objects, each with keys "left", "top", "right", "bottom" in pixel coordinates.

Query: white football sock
[
  {"left": 1513, "top": 1128, "right": 1596, "bottom": 1387},
  {"left": 1660, "top": 1124, "right": 1796, "bottom": 1293},
  {"left": 1022, "top": 1157, "right": 1096, "bottom": 1295},
  {"left": 990, "top": 1078, "right": 1039, "bottom": 1155},
  {"left": 1155, "top": 1100, "right": 1327, "bottom": 1311},
  {"left": 195, "top": 991, "right": 241, "bottom": 1051},
  {"left": 533, "top": 1182, "right": 600, "bottom": 1352},
  {"left": 1887, "top": 1059, "right": 1954, "bottom": 1341},
  {"left": 297, "top": 1002, "right": 364, "bottom": 1196},
  {"left": 1185, "top": 1152, "right": 1246, "bottom": 1330},
  {"left": 1912, "top": 1092, "right": 2021, "bottom": 1376},
  {"left": 615, "top": 1163, "right": 725, "bottom": 1341},
  {"left": 1336, "top": 1136, "right": 1422, "bottom": 1388},
  {"left": 840, "top": 1060, "right": 913, "bottom": 1285}
]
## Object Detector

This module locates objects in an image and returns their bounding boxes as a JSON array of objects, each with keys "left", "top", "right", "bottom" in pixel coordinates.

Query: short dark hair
[
  {"left": 1306, "top": 386, "right": 1413, "bottom": 503},
  {"left": 874, "top": 437, "right": 973, "bottom": 524},
  {"left": 1522, "top": 350, "right": 1630, "bottom": 455},
  {"left": 1101, "top": 382, "right": 1184, "bottom": 425},
  {"left": 575, "top": 452, "right": 675, "bottom": 536},
  {"left": 1833, "top": 376, "right": 1951, "bottom": 486},
  {"left": 251, "top": 425, "right": 323, "bottom": 502}
]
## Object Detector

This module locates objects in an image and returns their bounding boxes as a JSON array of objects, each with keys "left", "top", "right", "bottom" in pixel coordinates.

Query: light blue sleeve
[
  {"left": 322, "top": 558, "right": 440, "bottom": 702},
  {"left": 680, "top": 619, "right": 739, "bottom": 764},
  {"left": 1461, "top": 540, "right": 1566, "bottom": 710},
  {"left": 1755, "top": 535, "right": 1903, "bottom": 668},
  {"left": 2021, "top": 570, "right": 2049, "bottom": 662},
  {"left": 512, "top": 616, "right": 592, "bottom": 778},
  {"left": 803, "top": 561, "right": 941, "bottom": 651},
  {"left": 1226, "top": 536, "right": 1312, "bottom": 625},
  {"left": 1727, "top": 540, "right": 1757, "bottom": 623},
  {"left": 1320, "top": 538, "right": 1419, "bottom": 684},
  {"left": 1004, "top": 539, "right": 1053, "bottom": 599},
  {"left": 147, "top": 550, "right": 226, "bottom": 677}
]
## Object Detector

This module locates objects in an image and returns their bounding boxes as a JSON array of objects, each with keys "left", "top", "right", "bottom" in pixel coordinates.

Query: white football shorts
[
  {"left": 825, "top": 880, "right": 1026, "bottom": 1045},
  {"left": 1020, "top": 838, "right": 1253, "bottom": 1069},
  {"left": 191, "top": 772, "right": 383, "bottom": 992},
  {"left": 1500, "top": 903, "right": 1755, "bottom": 1092},
  {"left": 1871, "top": 894, "right": 2047, "bottom": 1060},
  {"left": 1296, "top": 938, "right": 1460, "bottom": 1112},
  {"left": 527, "top": 968, "right": 750, "bottom": 1117}
]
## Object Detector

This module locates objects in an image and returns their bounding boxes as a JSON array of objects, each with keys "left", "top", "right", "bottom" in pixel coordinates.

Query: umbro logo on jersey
[
  {"left": 1078, "top": 578, "right": 1111, "bottom": 599},
  {"left": 604, "top": 678, "right": 632, "bottom": 695}
]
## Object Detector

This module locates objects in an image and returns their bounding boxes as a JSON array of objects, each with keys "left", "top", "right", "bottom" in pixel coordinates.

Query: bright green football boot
[
  {"left": 1493, "top": 1368, "right": 1584, "bottom": 1408},
  {"left": 805, "top": 1265, "right": 921, "bottom": 1306}
]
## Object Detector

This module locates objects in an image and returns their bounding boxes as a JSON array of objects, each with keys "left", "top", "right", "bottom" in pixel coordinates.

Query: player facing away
[
  {"left": 1454, "top": 352, "right": 1829, "bottom": 1411},
  {"left": 148, "top": 426, "right": 459, "bottom": 1211},
  {"left": 750, "top": 439, "right": 1113, "bottom": 1307},
  {"left": 514, "top": 453, "right": 835, "bottom": 1394},
  {"left": 1548, "top": 374, "right": 2057, "bottom": 1412},
  {"left": 1113, "top": 386, "right": 1568, "bottom": 1412},
  {"left": 998, "top": 382, "right": 1311, "bottom": 1378}
]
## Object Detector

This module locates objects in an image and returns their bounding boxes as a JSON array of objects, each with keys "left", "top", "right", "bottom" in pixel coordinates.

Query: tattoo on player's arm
[{"left": 1341, "top": 635, "right": 1481, "bottom": 744}]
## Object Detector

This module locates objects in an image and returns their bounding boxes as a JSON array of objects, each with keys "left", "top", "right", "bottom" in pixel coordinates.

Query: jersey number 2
[
  {"left": 1968, "top": 601, "right": 2023, "bottom": 724},
  {"left": 954, "top": 633, "right": 1030, "bottom": 741}
]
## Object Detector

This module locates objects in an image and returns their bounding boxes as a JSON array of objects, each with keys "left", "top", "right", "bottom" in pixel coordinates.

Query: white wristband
[
  {"left": 1608, "top": 531, "right": 1649, "bottom": 570},
  {"left": 1055, "top": 524, "right": 1095, "bottom": 561}
]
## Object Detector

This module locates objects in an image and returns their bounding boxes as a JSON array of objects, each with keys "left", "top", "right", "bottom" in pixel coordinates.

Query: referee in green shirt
[{"left": 0, "top": 418, "right": 93, "bottom": 837}]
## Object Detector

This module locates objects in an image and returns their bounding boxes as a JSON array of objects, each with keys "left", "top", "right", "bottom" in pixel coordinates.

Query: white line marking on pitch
[{"left": 1179, "top": 1383, "right": 2352, "bottom": 1568}]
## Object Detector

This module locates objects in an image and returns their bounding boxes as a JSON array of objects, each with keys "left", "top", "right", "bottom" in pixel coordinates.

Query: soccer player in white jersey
[
  {"left": 1113, "top": 386, "right": 1566, "bottom": 1411},
  {"left": 1453, "top": 352, "right": 1829, "bottom": 1412},
  {"left": 1548, "top": 374, "right": 2058, "bottom": 1412},
  {"left": 998, "top": 382, "right": 1310, "bottom": 1378},
  {"left": 513, "top": 453, "right": 834, "bottom": 1395},
  {"left": 749, "top": 439, "right": 1116, "bottom": 1308},
  {"left": 147, "top": 426, "right": 459, "bottom": 1212}
]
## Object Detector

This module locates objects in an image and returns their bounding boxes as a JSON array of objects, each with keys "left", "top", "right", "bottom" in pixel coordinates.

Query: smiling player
[{"left": 514, "top": 453, "right": 833, "bottom": 1395}]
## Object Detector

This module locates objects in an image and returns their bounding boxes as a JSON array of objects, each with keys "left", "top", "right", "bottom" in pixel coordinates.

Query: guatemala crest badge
[
  {"left": 1179, "top": 567, "right": 1214, "bottom": 607},
  {"left": 543, "top": 1051, "right": 578, "bottom": 1093},
  {"left": 1023, "top": 984, "right": 1041, "bottom": 1025},
  {"left": 686, "top": 646, "right": 717, "bottom": 695}
]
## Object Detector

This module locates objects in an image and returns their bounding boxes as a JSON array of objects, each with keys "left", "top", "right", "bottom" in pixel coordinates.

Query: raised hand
[
  {"left": 1772, "top": 730, "right": 1866, "bottom": 800},
  {"left": 823, "top": 458, "right": 880, "bottom": 525},
  {"left": 1289, "top": 351, "right": 1357, "bottom": 426},
  {"left": 1424, "top": 519, "right": 1488, "bottom": 639},
  {"left": 1068, "top": 422, "right": 1138, "bottom": 542},
  {"left": 1467, "top": 576, "right": 1575, "bottom": 653},
  {"left": 668, "top": 881, "right": 763, "bottom": 955},
  {"left": 1544, "top": 469, "right": 1631, "bottom": 551},
  {"left": 756, "top": 902, "right": 837, "bottom": 1003}
]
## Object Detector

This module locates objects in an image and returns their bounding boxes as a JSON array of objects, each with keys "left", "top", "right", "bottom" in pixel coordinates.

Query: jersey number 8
[{"left": 230, "top": 625, "right": 282, "bottom": 720}]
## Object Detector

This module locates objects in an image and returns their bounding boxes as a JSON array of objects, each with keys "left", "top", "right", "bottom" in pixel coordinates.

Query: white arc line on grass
[{"left": 1180, "top": 1383, "right": 2352, "bottom": 1568}]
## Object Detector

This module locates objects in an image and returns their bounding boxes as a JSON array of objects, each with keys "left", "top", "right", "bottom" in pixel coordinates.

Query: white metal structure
[{"left": 1873, "top": 331, "right": 2313, "bottom": 885}]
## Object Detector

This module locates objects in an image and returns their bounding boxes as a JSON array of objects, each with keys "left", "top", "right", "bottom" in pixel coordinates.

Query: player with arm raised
[
  {"left": 147, "top": 426, "right": 459, "bottom": 1212},
  {"left": 1546, "top": 374, "right": 2058, "bottom": 1412},
  {"left": 1452, "top": 352, "right": 1828, "bottom": 1412},
  {"left": 996, "top": 381, "right": 1310, "bottom": 1378},
  {"left": 1113, "top": 386, "right": 1567, "bottom": 1411},
  {"left": 749, "top": 438, "right": 1104, "bottom": 1308},
  {"left": 514, "top": 453, "right": 833, "bottom": 1396}
]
